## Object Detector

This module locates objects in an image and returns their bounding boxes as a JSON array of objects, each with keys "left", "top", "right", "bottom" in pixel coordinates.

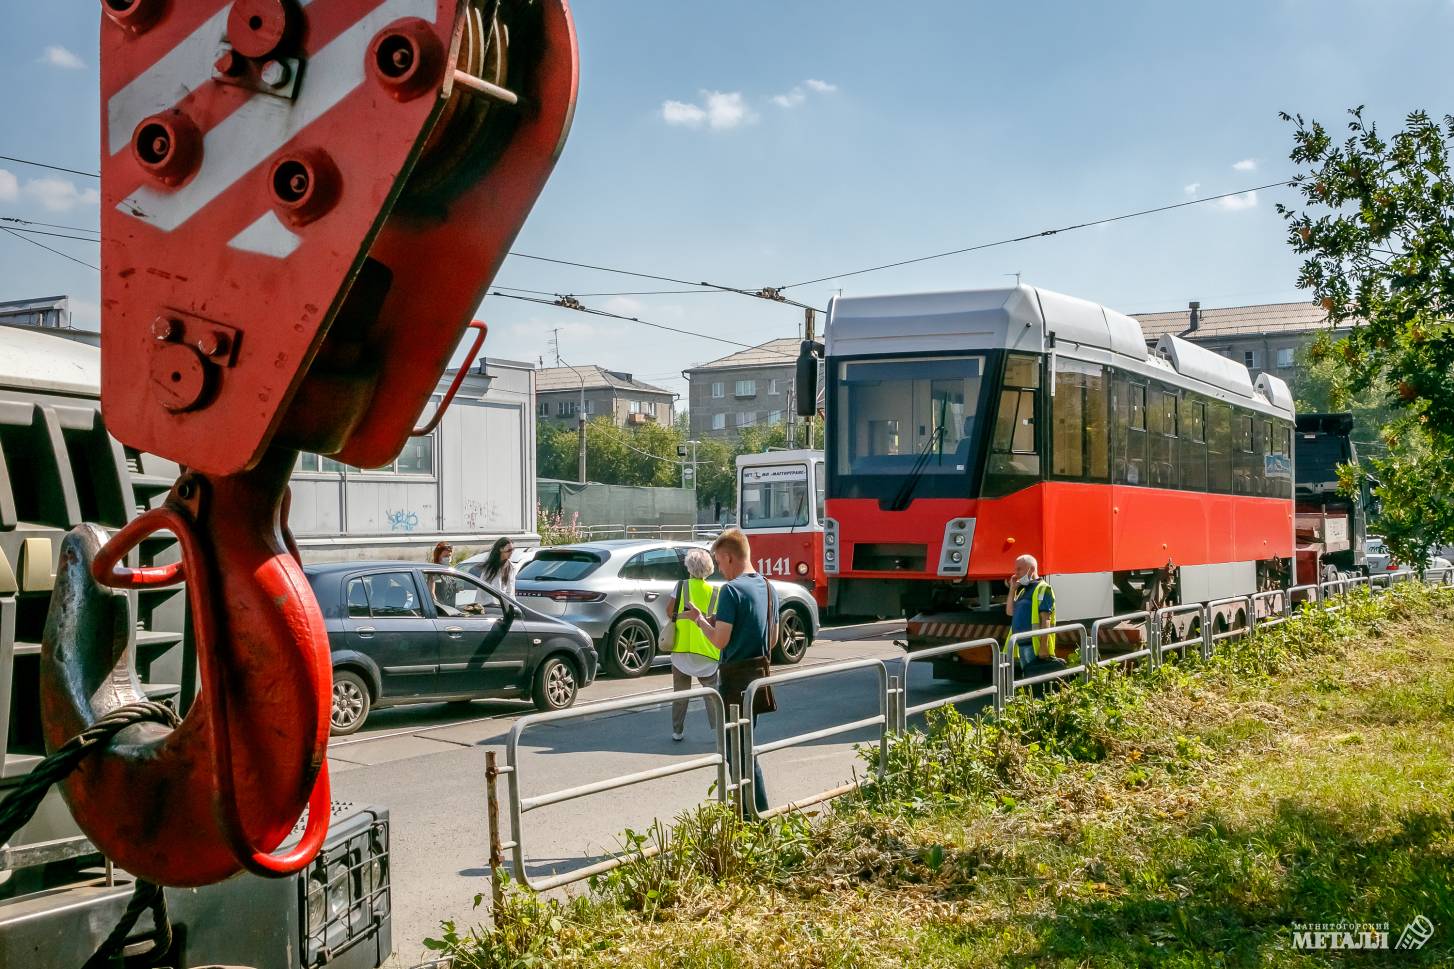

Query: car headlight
[
  {"left": 306, "top": 874, "right": 327, "bottom": 928},
  {"left": 326, "top": 861, "right": 349, "bottom": 918}
]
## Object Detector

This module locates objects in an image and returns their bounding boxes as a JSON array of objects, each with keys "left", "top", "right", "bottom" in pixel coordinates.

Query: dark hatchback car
[{"left": 304, "top": 562, "right": 598, "bottom": 735}]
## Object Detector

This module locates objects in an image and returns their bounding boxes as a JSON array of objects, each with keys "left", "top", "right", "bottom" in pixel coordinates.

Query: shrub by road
[{"left": 427, "top": 583, "right": 1454, "bottom": 968}]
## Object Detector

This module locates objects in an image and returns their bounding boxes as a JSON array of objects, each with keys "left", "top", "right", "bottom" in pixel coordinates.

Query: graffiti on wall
[{"left": 386, "top": 509, "right": 421, "bottom": 532}]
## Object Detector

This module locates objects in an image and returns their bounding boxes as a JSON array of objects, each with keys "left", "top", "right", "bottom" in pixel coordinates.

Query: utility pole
[
  {"left": 554, "top": 341, "right": 588, "bottom": 483},
  {"left": 802, "top": 306, "right": 817, "bottom": 448}
]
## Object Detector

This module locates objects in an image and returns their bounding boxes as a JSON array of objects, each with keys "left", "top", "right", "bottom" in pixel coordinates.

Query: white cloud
[
  {"left": 662, "top": 91, "right": 755, "bottom": 130},
  {"left": 602, "top": 295, "right": 645, "bottom": 316},
  {"left": 25, "top": 177, "right": 101, "bottom": 212},
  {"left": 1217, "top": 190, "right": 1259, "bottom": 211},
  {"left": 772, "top": 88, "right": 806, "bottom": 109},
  {"left": 0, "top": 169, "right": 18, "bottom": 202},
  {"left": 1231, "top": 158, "right": 1257, "bottom": 172},
  {"left": 702, "top": 91, "right": 753, "bottom": 129},
  {"left": 662, "top": 99, "right": 707, "bottom": 127},
  {"left": 804, "top": 79, "right": 838, "bottom": 94},
  {"left": 42, "top": 46, "right": 85, "bottom": 70},
  {"left": 1183, "top": 182, "right": 1200, "bottom": 196}
]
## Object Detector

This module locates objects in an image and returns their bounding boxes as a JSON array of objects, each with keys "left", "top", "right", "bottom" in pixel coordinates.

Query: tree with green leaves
[{"left": 1278, "top": 107, "right": 1454, "bottom": 563}]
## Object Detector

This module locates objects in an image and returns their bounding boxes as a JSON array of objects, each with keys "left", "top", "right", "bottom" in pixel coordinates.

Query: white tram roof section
[
  {"left": 736, "top": 448, "right": 823, "bottom": 470},
  {"left": 826, "top": 285, "right": 1291, "bottom": 417},
  {"left": 826, "top": 285, "right": 1150, "bottom": 361},
  {"left": 0, "top": 324, "right": 101, "bottom": 397}
]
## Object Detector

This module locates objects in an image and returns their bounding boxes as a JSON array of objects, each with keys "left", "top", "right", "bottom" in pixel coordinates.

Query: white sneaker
[{"left": 672, "top": 731, "right": 684, "bottom": 742}]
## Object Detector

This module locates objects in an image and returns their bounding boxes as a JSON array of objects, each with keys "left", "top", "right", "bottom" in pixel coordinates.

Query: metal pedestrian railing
[
  {"left": 1003, "top": 623, "right": 1089, "bottom": 698},
  {"left": 741, "top": 658, "right": 893, "bottom": 819},
  {"left": 897, "top": 639, "right": 1003, "bottom": 723},
  {"left": 492, "top": 567, "right": 1451, "bottom": 893},
  {"left": 502, "top": 687, "right": 730, "bottom": 891}
]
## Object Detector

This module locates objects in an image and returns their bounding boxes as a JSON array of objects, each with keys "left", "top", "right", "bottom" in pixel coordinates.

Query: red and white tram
[
  {"left": 795, "top": 285, "right": 1295, "bottom": 650},
  {"left": 735, "top": 449, "right": 828, "bottom": 607}
]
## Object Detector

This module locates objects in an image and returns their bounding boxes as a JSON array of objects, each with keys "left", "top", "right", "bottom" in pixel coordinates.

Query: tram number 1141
[{"left": 757, "top": 556, "right": 794, "bottom": 577}]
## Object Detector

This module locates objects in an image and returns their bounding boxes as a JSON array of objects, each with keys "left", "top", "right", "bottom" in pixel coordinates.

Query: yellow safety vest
[
  {"left": 672, "top": 578, "right": 720, "bottom": 662},
  {"left": 1015, "top": 579, "right": 1057, "bottom": 657}
]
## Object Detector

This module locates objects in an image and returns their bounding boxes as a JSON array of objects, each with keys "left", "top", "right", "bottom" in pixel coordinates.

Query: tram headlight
[
  {"left": 796, "top": 562, "right": 809, "bottom": 576},
  {"left": 825, "top": 549, "right": 835, "bottom": 562},
  {"left": 950, "top": 551, "right": 962, "bottom": 563},
  {"left": 825, "top": 532, "right": 835, "bottom": 546},
  {"left": 952, "top": 534, "right": 965, "bottom": 546}
]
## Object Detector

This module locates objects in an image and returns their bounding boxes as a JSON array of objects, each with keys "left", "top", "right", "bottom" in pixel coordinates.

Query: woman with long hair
[{"left": 480, "top": 536, "right": 516, "bottom": 598}]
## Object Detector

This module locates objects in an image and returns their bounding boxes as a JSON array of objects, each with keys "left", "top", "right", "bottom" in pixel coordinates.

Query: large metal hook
[{"left": 40, "top": 449, "right": 332, "bottom": 887}]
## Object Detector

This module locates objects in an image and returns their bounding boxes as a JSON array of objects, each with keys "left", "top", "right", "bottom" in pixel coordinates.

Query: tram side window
[
  {"left": 1234, "top": 413, "right": 1256, "bottom": 495},
  {"left": 985, "top": 354, "right": 1041, "bottom": 497},
  {"left": 1113, "top": 377, "right": 1148, "bottom": 486},
  {"left": 1180, "top": 397, "right": 1208, "bottom": 491},
  {"left": 1207, "top": 401, "right": 1233, "bottom": 493},
  {"left": 1271, "top": 424, "right": 1293, "bottom": 498},
  {"left": 1050, "top": 360, "right": 1109, "bottom": 482},
  {"left": 1147, "top": 388, "right": 1178, "bottom": 488}
]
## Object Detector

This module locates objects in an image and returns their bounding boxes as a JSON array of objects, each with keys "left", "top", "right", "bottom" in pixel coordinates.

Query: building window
[
  {"left": 711, "top": 382, "right": 725, "bottom": 399},
  {"left": 396, "top": 433, "right": 434, "bottom": 475},
  {"left": 734, "top": 379, "right": 756, "bottom": 398},
  {"left": 1276, "top": 347, "right": 1294, "bottom": 368},
  {"left": 768, "top": 410, "right": 783, "bottom": 424},
  {"left": 711, "top": 413, "right": 727, "bottom": 431},
  {"left": 536, "top": 401, "right": 548, "bottom": 416},
  {"left": 738, "top": 411, "right": 756, "bottom": 428},
  {"left": 629, "top": 400, "right": 640, "bottom": 414},
  {"left": 585, "top": 399, "right": 596, "bottom": 415},
  {"left": 769, "top": 378, "right": 782, "bottom": 395},
  {"left": 558, "top": 400, "right": 578, "bottom": 417},
  {"left": 1243, "top": 350, "right": 1261, "bottom": 369},
  {"left": 296, "top": 453, "right": 321, "bottom": 472}
]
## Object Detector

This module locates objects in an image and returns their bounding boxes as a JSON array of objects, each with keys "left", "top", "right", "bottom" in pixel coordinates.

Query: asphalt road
[{"left": 327, "top": 620, "right": 982, "bottom": 967}]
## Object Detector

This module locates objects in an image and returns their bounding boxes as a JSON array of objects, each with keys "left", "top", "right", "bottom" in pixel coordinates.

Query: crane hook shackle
[{"left": 41, "top": 450, "right": 333, "bottom": 886}]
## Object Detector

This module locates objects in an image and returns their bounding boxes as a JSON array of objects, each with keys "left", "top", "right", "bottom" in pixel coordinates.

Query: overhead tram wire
[
  {"left": 2, "top": 225, "right": 105, "bottom": 243},
  {"left": 1, "top": 216, "right": 100, "bottom": 236},
  {"left": 774, "top": 178, "right": 1297, "bottom": 291},
  {"left": 489, "top": 290, "right": 802, "bottom": 359},
  {"left": 0, "top": 153, "right": 100, "bottom": 179},
  {"left": 0, "top": 226, "right": 99, "bottom": 271},
  {"left": 508, "top": 252, "right": 827, "bottom": 314}
]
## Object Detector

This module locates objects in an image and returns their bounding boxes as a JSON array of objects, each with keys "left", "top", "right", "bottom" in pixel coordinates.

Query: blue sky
[{"left": 3, "top": 1, "right": 1452, "bottom": 399}]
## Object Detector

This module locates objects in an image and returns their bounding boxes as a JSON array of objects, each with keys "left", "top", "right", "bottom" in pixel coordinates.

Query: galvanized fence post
[
  {"left": 1199, "top": 603, "right": 1212, "bottom": 660},
  {"left": 729, "top": 702, "right": 745, "bottom": 820}
]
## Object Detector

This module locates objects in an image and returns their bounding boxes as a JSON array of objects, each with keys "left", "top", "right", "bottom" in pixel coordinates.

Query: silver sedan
[{"left": 512, "top": 539, "right": 819, "bottom": 678}]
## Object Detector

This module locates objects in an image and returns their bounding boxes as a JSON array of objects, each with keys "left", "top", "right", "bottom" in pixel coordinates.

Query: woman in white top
[{"left": 479, "top": 536, "right": 516, "bottom": 599}]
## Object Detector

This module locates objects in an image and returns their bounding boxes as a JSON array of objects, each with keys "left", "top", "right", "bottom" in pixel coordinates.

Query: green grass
[{"left": 428, "top": 585, "right": 1454, "bottom": 968}]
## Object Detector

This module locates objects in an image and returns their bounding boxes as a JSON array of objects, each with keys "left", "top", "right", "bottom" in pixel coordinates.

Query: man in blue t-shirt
[
  {"left": 683, "top": 528, "right": 774, "bottom": 814},
  {"left": 1006, "top": 553, "right": 1057, "bottom": 670}
]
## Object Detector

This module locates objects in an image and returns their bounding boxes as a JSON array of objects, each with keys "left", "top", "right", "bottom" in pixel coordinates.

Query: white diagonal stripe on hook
[
  {"left": 116, "top": 0, "right": 433, "bottom": 234},
  {"left": 105, "top": 0, "right": 321, "bottom": 157}
]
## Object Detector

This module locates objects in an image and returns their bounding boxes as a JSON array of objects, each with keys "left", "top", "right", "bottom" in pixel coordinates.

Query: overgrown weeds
[{"left": 425, "top": 584, "right": 1454, "bottom": 967}]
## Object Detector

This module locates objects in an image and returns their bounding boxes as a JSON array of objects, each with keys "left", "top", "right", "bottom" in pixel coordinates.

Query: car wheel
[
  {"left": 772, "top": 605, "right": 811, "bottom": 665},
  {"left": 532, "top": 655, "right": 579, "bottom": 711},
  {"left": 331, "top": 670, "right": 371, "bottom": 736},
  {"left": 605, "top": 615, "right": 656, "bottom": 678}
]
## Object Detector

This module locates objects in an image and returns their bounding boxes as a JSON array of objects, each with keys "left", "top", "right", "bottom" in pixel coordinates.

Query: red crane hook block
[
  {"left": 40, "top": 450, "right": 332, "bottom": 886},
  {"left": 99, "top": 0, "right": 578, "bottom": 475}
]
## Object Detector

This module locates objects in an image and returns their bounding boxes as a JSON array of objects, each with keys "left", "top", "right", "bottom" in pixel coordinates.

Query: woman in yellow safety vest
[{"left": 668, "top": 547, "right": 721, "bottom": 741}]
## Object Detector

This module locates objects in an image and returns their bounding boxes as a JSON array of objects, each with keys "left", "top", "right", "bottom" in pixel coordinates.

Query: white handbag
[{"left": 659, "top": 580, "right": 684, "bottom": 651}]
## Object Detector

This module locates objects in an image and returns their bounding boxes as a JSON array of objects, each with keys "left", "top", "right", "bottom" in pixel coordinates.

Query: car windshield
[
  {"left": 835, "top": 355, "right": 986, "bottom": 478},
  {"left": 740, "top": 464, "right": 810, "bottom": 528},
  {"left": 518, "top": 550, "right": 604, "bottom": 582}
]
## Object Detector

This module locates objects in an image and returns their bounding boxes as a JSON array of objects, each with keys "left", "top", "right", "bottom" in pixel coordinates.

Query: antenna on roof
[{"left": 1004, "top": 272, "right": 1022, "bottom": 286}]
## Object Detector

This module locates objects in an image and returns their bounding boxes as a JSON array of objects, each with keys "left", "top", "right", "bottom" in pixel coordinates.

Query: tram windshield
[
  {"left": 834, "top": 355, "right": 988, "bottom": 481},
  {"left": 740, "top": 464, "right": 811, "bottom": 528}
]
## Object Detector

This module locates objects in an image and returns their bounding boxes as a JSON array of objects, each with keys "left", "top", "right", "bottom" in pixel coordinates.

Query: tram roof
[{"left": 826, "top": 284, "right": 1292, "bottom": 416}]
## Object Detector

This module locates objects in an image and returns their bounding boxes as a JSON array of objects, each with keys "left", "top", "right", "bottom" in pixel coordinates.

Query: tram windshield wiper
[{"left": 887, "top": 408, "right": 947, "bottom": 512}]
